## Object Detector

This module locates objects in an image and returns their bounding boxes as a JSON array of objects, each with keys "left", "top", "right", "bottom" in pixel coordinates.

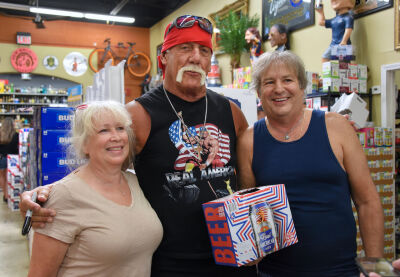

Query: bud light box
[
  {"left": 39, "top": 130, "right": 71, "bottom": 152},
  {"left": 40, "top": 172, "right": 68, "bottom": 186},
  {"left": 202, "top": 184, "right": 298, "bottom": 267},
  {"left": 38, "top": 107, "right": 75, "bottom": 129},
  {"left": 40, "top": 152, "right": 85, "bottom": 174}
]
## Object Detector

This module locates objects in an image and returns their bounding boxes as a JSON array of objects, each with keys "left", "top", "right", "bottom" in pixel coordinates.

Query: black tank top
[{"left": 135, "top": 86, "right": 256, "bottom": 276}]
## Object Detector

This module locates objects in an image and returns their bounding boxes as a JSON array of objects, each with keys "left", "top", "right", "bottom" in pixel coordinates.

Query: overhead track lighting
[
  {"left": 30, "top": 7, "right": 84, "bottom": 18},
  {"left": 85, "top": 13, "right": 134, "bottom": 23},
  {"left": 0, "top": 1, "right": 135, "bottom": 24}
]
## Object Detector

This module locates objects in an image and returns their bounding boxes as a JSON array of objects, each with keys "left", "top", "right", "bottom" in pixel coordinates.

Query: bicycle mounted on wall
[{"left": 88, "top": 38, "right": 151, "bottom": 78}]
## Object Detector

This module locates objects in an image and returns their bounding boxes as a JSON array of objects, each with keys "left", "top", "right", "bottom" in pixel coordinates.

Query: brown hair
[
  {"left": 246, "top": 27, "right": 261, "bottom": 41},
  {"left": 0, "top": 118, "right": 15, "bottom": 144}
]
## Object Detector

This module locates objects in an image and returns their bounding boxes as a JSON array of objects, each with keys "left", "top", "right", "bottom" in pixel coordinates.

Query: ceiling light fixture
[
  {"left": 0, "top": 2, "right": 135, "bottom": 24},
  {"left": 84, "top": 13, "right": 135, "bottom": 23},
  {"left": 30, "top": 7, "right": 84, "bottom": 18}
]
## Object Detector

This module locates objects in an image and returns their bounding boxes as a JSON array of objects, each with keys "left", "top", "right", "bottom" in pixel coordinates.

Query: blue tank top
[{"left": 253, "top": 110, "right": 358, "bottom": 277}]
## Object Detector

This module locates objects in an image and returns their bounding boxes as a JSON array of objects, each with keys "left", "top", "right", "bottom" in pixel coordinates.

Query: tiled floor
[{"left": 0, "top": 194, "right": 30, "bottom": 276}]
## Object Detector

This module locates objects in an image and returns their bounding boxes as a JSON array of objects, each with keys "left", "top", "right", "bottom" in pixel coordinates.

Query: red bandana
[{"left": 157, "top": 22, "right": 213, "bottom": 78}]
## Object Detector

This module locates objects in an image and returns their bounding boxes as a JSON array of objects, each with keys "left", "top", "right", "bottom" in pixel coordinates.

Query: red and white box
[
  {"left": 202, "top": 185, "right": 298, "bottom": 267},
  {"left": 7, "top": 197, "right": 20, "bottom": 211},
  {"left": 7, "top": 154, "right": 21, "bottom": 171},
  {"left": 358, "top": 127, "right": 375, "bottom": 148}
]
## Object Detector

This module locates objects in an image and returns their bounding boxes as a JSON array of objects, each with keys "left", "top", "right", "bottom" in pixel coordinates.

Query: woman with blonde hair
[
  {"left": 28, "top": 101, "right": 163, "bottom": 277},
  {"left": 0, "top": 117, "right": 18, "bottom": 202}
]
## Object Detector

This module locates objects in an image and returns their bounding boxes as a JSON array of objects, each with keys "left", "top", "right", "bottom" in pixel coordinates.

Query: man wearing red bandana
[{"left": 20, "top": 15, "right": 256, "bottom": 276}]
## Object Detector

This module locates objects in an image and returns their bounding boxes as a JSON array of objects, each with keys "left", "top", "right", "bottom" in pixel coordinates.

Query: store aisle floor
[{"left": 0, "top": 194, "right": 29, "bottom": 276}]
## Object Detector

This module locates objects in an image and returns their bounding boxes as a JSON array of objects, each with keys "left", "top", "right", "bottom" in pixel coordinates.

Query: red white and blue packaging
[{"left": 202, "top": 184, "right": 298, "bottom": 267}]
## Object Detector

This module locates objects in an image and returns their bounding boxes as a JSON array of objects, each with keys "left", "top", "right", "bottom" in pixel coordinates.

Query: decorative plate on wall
[
  {"left": 11, "top": 48, "right": 38, "bottom": 73},
  {"left": 43, "top": 55, "right": 59, "bottom": 70},
  {"left": 63, "top": 52, "right": 87, "bottom": 77}
]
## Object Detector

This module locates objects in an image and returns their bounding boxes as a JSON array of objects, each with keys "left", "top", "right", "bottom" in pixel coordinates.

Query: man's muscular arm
[
  {"left": 230, "top": 101, "right": 249, "bottom": 137},
  {"left": 126, "top": 100, "right": 151, "bottom": 155},
  {"left": 229, "top": 100, "right": 256, "bottom": 189}
]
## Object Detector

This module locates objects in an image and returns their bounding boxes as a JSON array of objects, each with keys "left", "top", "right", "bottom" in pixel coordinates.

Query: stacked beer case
[
  {"left": 31, "top": 107, "right": 76, "bottom": 189},
  {"left": 19, "top": 128, "right": 32, "bottom": 189},
  {"left": 7, "top": 154, "right": 23, "bottom": 211},
  {"left": 5, "top": 128, "right": 32, "bottom": 211}
]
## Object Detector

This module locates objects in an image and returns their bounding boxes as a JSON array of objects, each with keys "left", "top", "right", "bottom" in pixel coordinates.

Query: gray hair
[
  {"left": 251, "top": 51, "right": 308, "bottom": 94},
  {"left": 69, "top": 101, "right": 134, "bottom": 170}
]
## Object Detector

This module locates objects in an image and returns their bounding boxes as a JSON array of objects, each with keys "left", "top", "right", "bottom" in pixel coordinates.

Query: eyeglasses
[{"left": 165, "top": 15, "right": 213, "bottom": 37}]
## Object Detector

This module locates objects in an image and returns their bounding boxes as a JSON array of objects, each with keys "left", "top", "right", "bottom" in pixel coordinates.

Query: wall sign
[
  {"left": 16, "top": 32, "right": 31, "bottom": 45},
  {"left": 262, "top": 0, "right": 315, "bottom": 41},
  {"left": 10, "top": 48, "right": 38, "bottom": 73},
  {"left": 43, "top": 55, "right": 59, "bottom": 70},
  {"left": 63, "top": 52, "right": 88, "bottom": 77}
]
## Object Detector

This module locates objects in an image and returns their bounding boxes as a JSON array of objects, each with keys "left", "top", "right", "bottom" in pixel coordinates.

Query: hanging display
[
  {"left": 63, "top": 52, "right": 87, "bottom": 77},
  {"left": 43, "top": 55, "right": 59, "bottom": 70},
  {"left": 10, "top": 48, "right": 38, "bottom": 73}
]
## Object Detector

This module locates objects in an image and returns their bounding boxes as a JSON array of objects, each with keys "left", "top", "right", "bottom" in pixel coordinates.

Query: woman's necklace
[{"left": 267, "top": 109, "right": 305, "bottom": 141}]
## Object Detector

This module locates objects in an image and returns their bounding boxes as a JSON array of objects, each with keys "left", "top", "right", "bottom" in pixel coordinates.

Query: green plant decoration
[{"left": 215, "top": 10, "right": 259, "bottom": 71}]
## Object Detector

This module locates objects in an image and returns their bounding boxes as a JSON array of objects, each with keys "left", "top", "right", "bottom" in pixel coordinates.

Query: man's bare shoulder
[
  {"left": 125, "top": 100, "right": 149, "bottom": 120},
  {"left": 228, "top": 100, "right": 249, "bottom": 137},
  {"left": 325, "top": 111, "right": 353, "bottom": 130},
  {"left": 125, "top": 100, "right": 151, "bottom": 154},
  {"left": 126, "top": 100, "right": 141, "bottom": 113},
  {"left": 238, "top": 125, "right": 255, "bottom": 148}
]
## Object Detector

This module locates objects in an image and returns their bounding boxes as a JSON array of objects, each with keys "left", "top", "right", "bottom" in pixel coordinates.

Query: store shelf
[
  {"left": 0, "top": 102, "right": 52, "bottom": 106},
  {"left": 0, "top": 93, "right": 67, "bottom": 97},
  {"left": 375, "top": 180, "right": 394, "bottom": 185},
  {"left": 380, "top": 191, "right": 394, "bottom": 197},
  {"left": 382, "top": 204, "right": 394, "bottom": 210},
  {"left": 368, "top": 155, "right": 394, "bottom": 161},
  {"left": 306, "top": 88, "right": 373, "bottom": 121},
  {"left": 0, "top": 88, "right": 68, "bottom": 125},
  {"left": 306, "top": 91, "right": 341, "bottom": 98},
  {"left": 370, "top": 167, "right": 393, "bottom": 173},
  {"left": 0, "top": 112, "right": 33, "bottom": 116}
]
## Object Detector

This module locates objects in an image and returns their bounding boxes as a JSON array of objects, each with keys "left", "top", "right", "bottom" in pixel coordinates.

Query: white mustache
[{"left": 176, "top": 65, "right": 207, "bottom": 85}]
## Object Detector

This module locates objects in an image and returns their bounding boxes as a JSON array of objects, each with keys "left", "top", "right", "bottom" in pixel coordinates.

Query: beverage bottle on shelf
[{"left": 249, "top": 201, "right": 278, "bottom": 257}]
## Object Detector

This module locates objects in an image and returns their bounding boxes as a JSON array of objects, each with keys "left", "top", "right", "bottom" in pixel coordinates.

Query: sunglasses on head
[{"left": 165, "top": 15, "right": 213, "bottom": 37}]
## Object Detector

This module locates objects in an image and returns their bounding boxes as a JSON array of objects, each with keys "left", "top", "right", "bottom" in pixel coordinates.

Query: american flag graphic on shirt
[{"left": 168, "top": 119, "right": 231, "bottom": 171}]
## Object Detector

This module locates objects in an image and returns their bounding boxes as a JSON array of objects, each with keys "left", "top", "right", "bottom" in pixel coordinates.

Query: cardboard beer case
[{"left": 202, "top": 184, "right": 298, "bottom": 267}]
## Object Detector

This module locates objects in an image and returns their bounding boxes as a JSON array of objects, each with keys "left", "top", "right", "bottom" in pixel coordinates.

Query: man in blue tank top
[
  {"left": 20, "top": 15, "right": 255, "bottom": 276},
  {"left": 237, "top": 51, "right": 384, "bottom": 277}
]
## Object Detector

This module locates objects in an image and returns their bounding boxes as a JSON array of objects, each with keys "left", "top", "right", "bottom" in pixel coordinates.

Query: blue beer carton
[
  {"left": 39, "top": 107, "right": 75, "bottom": 129},
  {"left": 40, "top": 172, "right": 68, "bottom": 186},
  {"left": 40, "top": 130, "right": 71, "bottom": 152},
  {"left": 40, "top": 152, "right": 83, "bottom": 174}
]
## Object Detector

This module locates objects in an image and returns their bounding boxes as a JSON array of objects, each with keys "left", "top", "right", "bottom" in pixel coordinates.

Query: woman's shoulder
[
  {"left": 48, "top": 172, "right": 86, "bottom": 199},
  {"left": 123, "top": 170, "right": 138, "bottom": 185}
]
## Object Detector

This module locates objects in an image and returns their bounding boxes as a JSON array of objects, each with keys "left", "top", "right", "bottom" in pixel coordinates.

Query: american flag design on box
[{"left": 202, "top": 184, "right": 298, "bottom": 267}]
